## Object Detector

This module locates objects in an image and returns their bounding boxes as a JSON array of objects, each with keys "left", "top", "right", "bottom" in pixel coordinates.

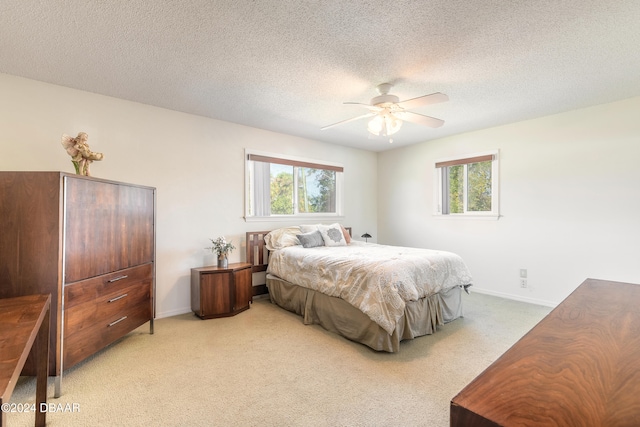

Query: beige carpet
[{"left": 6, "top": 291, "right": 551, "bottom": 427}]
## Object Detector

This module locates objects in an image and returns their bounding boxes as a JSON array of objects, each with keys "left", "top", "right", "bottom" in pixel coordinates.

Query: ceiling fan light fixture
[
  {"left": 367, "top": 112, "right": 402, "bottom": 136},
  {"left": 321, "top": 83, "right": 447, "bottom": 137}
]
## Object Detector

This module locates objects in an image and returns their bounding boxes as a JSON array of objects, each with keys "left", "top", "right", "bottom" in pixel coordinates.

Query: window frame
[
  {"left": 244, "top": 149, "right": 344, "bottom": 221},
  {"left": 433, "top": 150, "right": 500, "bottom": 219}
]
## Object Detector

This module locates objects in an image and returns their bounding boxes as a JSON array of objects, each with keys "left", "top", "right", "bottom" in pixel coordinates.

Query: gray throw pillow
[{"left": 296, "top": 230, "right": 324, "bottom": 248}]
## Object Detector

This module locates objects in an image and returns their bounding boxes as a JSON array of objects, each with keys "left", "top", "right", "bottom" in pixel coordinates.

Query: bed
[{"left": 246, "top": 224, "right": 473, "bottom": 352}]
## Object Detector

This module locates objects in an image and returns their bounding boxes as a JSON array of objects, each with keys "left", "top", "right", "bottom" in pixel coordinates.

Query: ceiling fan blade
[
  {"left": 321, "top": 112, "right": 376, "bottom": 130},
  {"left": 344, "top": 102, "right": 383, "bottom": 112},
  {"left": 396, "top": 92, "right": 448, "bottom": 110},
  {"left": 396, "top": 111, "right": 445, "bottom": 128}
]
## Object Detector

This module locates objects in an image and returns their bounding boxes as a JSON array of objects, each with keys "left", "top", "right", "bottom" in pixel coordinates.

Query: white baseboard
[
  {"left": 471, "top": 287, "right": 557, "bottom": 308},
  {"left": 156, "top": 307, "right": 193, "bottom": 319}
]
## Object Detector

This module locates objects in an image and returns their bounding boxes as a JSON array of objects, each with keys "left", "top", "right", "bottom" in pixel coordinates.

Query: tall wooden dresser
[{"left": 0, "top": 172, "right": 155, "bottom": 396}]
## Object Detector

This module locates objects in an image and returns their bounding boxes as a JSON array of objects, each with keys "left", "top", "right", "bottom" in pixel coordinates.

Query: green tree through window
[
  {"left": 448, "top": 165, "right": 464, "bottom": 214},
  {"left": 246, "top": 152, "right": 343, "bottom": 218},
  {"left": 297, "top": 168, "right": 336, "bottom": 213},
  {"left": 436, "top": 152, "right": 498, "bottom": 216},
  {"left": 468, "top": 161, "right": 492, "bottom": 211},
  {"left": 270, "top": 165, "right": 294, "bottom": 214}
]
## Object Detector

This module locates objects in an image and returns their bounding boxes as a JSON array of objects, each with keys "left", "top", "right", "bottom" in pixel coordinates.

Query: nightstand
[{"left": 190, "top": 262, "right": 253, "bottom": 319}]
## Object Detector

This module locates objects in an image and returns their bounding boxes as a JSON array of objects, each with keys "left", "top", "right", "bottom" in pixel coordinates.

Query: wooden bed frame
[
  {"left": 246, "top": 230, "right": 270, "bottom": 273},
  {"left": 245, "top": 228, "right": 465, "bottom": 352},
  {"left": 246, "top": 227, "right": 352, "bottom": 274},
  {"left": 245, "top": 231, "right": 271, "bottom": 296}
]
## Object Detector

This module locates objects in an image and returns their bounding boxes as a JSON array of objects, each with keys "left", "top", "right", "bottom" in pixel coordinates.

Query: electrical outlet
[
  {"left": 520, "top": 269, "right": 527, "bottom": 278},
  {"left": 520, "top": 279, "right": 527, "bottom": 288}
]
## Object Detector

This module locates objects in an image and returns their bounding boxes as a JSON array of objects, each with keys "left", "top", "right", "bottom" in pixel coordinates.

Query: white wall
[
  {"left": 4, "top": 71, "right": 638, "bottom": 312},
  {"left": 378, "top": 97, "right": 640, "bottom": 306},
  {"left": 0, "top": 73, "right": 378, "bottom": 318}
]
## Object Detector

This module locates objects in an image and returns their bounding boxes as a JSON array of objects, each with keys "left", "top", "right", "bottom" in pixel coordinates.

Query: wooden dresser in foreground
[
  {"left": 0, "top": 172, "right": 156, "bottom": 397},
  {"left": 0, "top": 294, "right": 51, "bottom": 427},
  {"left": 451, "top": 278, "right": 640, "bottom": 427}
]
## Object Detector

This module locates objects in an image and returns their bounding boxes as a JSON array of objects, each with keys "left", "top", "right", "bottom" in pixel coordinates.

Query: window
[
  {"left": 434, "top": 151, "right": 499, "bottom": 217},
  {"left": 245, "top": 151, "right": 343, "bottom": 219}
]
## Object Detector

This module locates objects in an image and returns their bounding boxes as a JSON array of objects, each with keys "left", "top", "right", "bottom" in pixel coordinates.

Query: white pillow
[
  {"left": 301, "top": 223, "right": 351, "bottom": 244},
  {"left": 318, "top": 223, "right": 347, "bottom": 246},
  {"left": 299, "top": 224, "right": 320, "bottom": 233},
  {"left": 264, "top": 226, "right": 301, "bottom": 251}
]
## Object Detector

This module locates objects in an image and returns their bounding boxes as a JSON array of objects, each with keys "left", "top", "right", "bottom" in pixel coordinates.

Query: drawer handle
[
  {"left": 108, "top": 316, "right": 128, "bottom": 327},
  {"left": 108, "top": 293, "right": 128, "bottom": 303},
  {"left": 107, "top": 275, "right": 129, "bottom": 283}
]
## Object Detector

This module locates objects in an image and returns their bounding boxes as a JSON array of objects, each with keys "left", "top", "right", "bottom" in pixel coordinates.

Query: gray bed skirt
[{"left": 266, "top": 274, "right": 465, "bottom": 352}]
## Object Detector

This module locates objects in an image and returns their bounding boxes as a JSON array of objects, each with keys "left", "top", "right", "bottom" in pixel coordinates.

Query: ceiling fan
[{"left": 321, "top": 83, "right": 448, "bottom": 140}]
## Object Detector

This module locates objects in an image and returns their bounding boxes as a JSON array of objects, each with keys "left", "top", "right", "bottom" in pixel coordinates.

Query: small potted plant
[{"left": 206, "top": 236, "right": 235, "bottom": 268}]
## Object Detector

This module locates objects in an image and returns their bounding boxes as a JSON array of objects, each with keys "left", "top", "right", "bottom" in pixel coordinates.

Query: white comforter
[{"left": 267, "top": 241, "right": 473, "bottom": 334}]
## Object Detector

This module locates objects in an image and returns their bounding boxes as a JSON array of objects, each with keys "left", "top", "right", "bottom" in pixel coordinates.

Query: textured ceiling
[{"left": 2, "top": 1, "right": 639, "bottom": 152}]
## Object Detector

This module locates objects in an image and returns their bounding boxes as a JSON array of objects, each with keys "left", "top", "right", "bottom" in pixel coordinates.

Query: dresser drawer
[
  {"left": 64, "top": 279, "right": 152, "bottom": 333},
  {"left": 63, "top": 263, "right": 153, "bottom": 369},
  {"left": 65, "top": 263, "right": 153, "bottom": 309},
  {"left": 63, "top": 299, "right": 151, "bottom": 369}
]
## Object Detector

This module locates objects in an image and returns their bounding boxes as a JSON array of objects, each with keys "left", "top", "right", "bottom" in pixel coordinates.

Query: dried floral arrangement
[{"left": 61, "top": 132, "right": 104, "bottom": 176}]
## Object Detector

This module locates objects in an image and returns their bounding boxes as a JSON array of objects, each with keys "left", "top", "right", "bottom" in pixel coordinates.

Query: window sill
[
  {"left": 433, "top": 213, "right": 501, "bottom": 221},
  {"left": 245, "top": 215, "right": 345, "bottom": 223}
]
